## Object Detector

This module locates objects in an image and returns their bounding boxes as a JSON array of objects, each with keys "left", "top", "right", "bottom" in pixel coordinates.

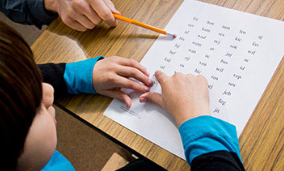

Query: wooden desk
[{"left": 32, "top": 0, "right": 284, "bottom": 170}]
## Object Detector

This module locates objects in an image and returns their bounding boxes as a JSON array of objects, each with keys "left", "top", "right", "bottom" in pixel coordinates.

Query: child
[
  {"left": 0, "top": 21, "right": 244, "bottom": 170},
  {"left": 0, "top": 21, "right": 150, "bottom": 170}
]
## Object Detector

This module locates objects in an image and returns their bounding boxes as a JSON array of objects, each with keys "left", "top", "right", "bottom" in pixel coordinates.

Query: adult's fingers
[
  {"left": 75, "top": 2, "right": 103, "bottom": 25},
  {"left": 139, "top": 92, "right": 163, "bottom": 107},
  {"left": 103, "top": 0, "right": 120, "bottom": 14},
  {"left": 74, "top": 14, "right": 96, "bottom": 29},
  {"left": 103, "top": 90, "right": 132, "bottom": 108},
  {"left": 90, "top": 0, "right": 117, "bottom": 27},
  {"left": 117, "top": 66, "right": 152, "bottom": 86},
  {"left": 116, "top": 58, "right": 149, "bottom": 77},
  {"left": 62, "top": 17, "right": 87, "bottom": 31},
  {"left": 155, "top": 70, "right": 169, "bottom": 86}
]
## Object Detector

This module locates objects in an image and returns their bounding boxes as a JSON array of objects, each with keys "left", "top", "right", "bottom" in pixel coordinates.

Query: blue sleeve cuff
[
  {"left": 63, "top": 56, "right": 104, "bottom": 94},
  {"left": 27, "top": 0, "right": 58, "bottom": 25},
  {"left": 179, "top": 115, "right": 241, "bottom": 165}
]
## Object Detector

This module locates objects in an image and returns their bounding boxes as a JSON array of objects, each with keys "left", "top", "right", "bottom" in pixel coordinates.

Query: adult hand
[
  {"left": 93, "top": 56, "right": 153, "bottom": 108},
  {"left": 139, "top": 71, "right": 211, "bottom": 127},
  {"left": 44, "top": 0, "right": 120, "bottom": 31}
]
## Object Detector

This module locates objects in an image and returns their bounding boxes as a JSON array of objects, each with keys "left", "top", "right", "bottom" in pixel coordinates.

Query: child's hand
[
  {"left": 92, "top": 56, "right": 152, "bottom": 108},
  {"left": 139, "top": 70, "right": 211, "bottom": 127}
]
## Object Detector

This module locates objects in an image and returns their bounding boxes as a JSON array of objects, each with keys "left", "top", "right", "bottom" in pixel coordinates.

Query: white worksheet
[{"left": 104, "top": 0, "right": 284, "bottom": 159}]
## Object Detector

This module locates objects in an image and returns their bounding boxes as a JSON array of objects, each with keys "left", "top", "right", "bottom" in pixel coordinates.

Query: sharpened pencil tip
[{"left": 173, "top": 34, "right": 177, "bottom": 39}]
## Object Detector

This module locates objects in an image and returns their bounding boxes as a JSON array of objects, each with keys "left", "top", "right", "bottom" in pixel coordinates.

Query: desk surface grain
[{"left": 32, "top": 0, "right": 284, "bottom": 170}]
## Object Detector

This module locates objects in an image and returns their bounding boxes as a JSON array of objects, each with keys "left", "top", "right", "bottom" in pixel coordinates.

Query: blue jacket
[{"left": 0, "top": 0, "right": 57, "bottom": 28}]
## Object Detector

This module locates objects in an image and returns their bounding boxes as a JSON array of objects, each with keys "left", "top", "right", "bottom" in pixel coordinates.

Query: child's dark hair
[{"left": 0, "top": 21, "right": 43, "bottom": 170}]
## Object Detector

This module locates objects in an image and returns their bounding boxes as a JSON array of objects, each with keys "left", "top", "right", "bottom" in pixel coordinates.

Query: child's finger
[
  {"left": 117, "top": 58, "right": 149, "bottom": 76},
  {"left": 155, "top": 70, "right": 169, "bottom": 86},
  {"left": 117, "top": 66, "right": 152, "bottom": 86},
  {"left": 139, "top": 92, "right": 163, "bottom": 107},
  {"left": 103, "top": 90, "right": 132, "bottom": 108},
  {"left": 113, "top": 76, "right": 150, "bottom": 92}
]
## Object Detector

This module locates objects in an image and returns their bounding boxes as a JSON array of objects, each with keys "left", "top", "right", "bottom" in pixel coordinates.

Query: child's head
[{"left": 0, "top": 22, "right": 57, "bottom": 171}]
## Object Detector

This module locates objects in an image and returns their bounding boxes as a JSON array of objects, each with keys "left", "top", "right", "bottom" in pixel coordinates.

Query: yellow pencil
[{"left": 113, "top": 14, "right": 176, "bottom": 38}]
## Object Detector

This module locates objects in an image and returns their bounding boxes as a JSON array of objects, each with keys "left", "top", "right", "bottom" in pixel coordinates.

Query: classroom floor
[
  {"left": 55, "top": 106, "right": 134, "bottom": 170},
  {"left": 0, "top": 13, "right": 134, "bottom": 170}
]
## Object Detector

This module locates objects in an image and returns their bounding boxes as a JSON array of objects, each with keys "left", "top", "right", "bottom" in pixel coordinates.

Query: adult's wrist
[{"left": 44, "top": 0, "right": 58, "bottom": 13}]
